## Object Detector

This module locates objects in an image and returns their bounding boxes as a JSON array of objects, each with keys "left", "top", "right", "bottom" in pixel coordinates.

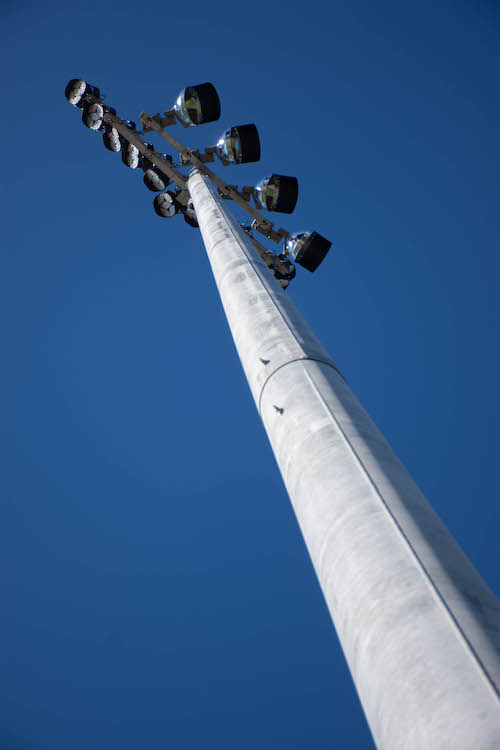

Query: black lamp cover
[
  {"left": 236, "top": 124, "right": 260, "bottom": 163},
  {"left": 254, "top": 175, "right": 298, "bottom": 213},
  {"left": 192, "top": 83, "right": 220, "bottom": 124},
  {"left": 175, "top": 82, "right": 220, "bottom": 126},
  {"left": 296, "top": 232, "right": 332, "bottom": 272},
  {"left": 216, "top": 124, "right": 260, "bottom": 164}
]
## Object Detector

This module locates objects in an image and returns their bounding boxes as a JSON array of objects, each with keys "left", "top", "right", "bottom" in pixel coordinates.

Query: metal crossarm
[
  {"left": 104, "top": 112, "right": 187, "bottom": 189},
  {"left": 140, "top": 112, "right": 288, "bottom": 243}
]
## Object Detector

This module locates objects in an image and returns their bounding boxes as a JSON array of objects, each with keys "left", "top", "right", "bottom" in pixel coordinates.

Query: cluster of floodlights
[
  {"left": 64, "top": 79, "right": 198, "bottom": 229},
  {"left": 65, "top": 79, "right": 332, "bottom": 281}
]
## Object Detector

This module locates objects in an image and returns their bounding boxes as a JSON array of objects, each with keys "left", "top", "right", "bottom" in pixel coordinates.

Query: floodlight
[
  {"left": 121, "top": 142, "right": 140, "bottom": 169},
  {"left": 254, "top": 175, "right": 298, "bottom": 214},
  {"left": 153, "top": 190, "right": 182, "bottom": 218},
  {"left": 284, "top": 231, "right": 331, "bottom": 272},
  {"left": 183, "top": 201, "right": 199, "bottom": 228},
  {"left": 102, "top": 126, "right": 121, "bottom": 152},
  {"left": 65, "top": 79, "right": 100, "bottom": 108},
  {"left": 144, "top": 168, "right": 170, "bottom": 192},
  {"left": 174, "top": 83, "right": 221, "bottom": 127},
  {"left": 82, "top": 102, "right": 104, "bottom": 131},
  {"left": 216, "top": 124, "right": 260, "bottom": 164}
]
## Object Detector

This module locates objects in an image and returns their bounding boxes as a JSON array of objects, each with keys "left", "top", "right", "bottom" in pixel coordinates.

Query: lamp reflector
[
  {"left": 254, "top": 175, "right": 298, "bottom": 214},
  {"left": 174, "top": 83, "right": 221, "bottom": 126},
  {"left": 216, "top": 124, "right": 260, "bottom": 164}
]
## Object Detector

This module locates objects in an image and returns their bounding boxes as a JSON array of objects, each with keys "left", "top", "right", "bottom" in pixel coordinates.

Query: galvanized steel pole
[{"left": 187, "top": 169, "right": 500, "bottom": 750}]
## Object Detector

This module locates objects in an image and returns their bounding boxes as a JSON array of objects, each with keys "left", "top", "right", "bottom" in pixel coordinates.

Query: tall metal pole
[{"left": 188, "top": 169, "right": 500, "bottom": 750}]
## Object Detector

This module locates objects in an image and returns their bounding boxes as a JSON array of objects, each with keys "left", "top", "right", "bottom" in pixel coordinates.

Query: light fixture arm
[
  {"left": 139, "top": 112, "right": 289, "bottom": 243},
  {"left": 104, "top": 111, "right": 187, "bottom": 189}
]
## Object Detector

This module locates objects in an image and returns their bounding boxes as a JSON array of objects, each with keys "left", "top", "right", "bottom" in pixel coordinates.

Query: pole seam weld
[
  {"left": 257, "top": 357, "right": 344, "bottom": 416},
  {"left": 302, "top": 365, "right": 500, "bottom": 704}
]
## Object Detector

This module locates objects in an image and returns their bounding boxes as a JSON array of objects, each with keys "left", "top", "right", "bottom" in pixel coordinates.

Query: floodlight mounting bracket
[
  {"left": 141, "top": 109, "right": 190, "bottom": 130},
  {"left": 179, "top": 149, "right": 212, "bottom": 166},
  {"left": 175, "top": 190, "right": 190, "bottom": 206},
  {"left": 252, "top": 220, "right": 289, "bottom": 242},
  {"left": 218, "top": 185, "right": 252, "bottom": 202},
  {"left": 241, "top": 227, "right": 295, "bottom": 289},
  {"left": 89, "top": 105, "right": 290, "bottom": 245},
  {"left": 179, "top": 147, "right": 230, "bottom": 167}
]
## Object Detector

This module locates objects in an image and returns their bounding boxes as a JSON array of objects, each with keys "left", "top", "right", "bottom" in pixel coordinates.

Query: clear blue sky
[{"left": 1, "top": 1, "right": 498, "bottom": 748}]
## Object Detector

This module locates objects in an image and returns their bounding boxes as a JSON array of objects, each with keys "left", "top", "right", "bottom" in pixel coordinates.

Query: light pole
[{"left": 65, "top": 79, "right": 500, "bottom": 750}]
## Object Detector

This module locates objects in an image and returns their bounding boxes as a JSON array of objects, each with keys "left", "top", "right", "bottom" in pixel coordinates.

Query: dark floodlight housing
[
  {"left": 174, "top": 83, "right": 221, "bottom": 127},
  {"left": 274, "top": 255, "right": 296, "bottom": 289},
  {"left": 254, "top": 175, "right": 298, "bottom": 214},
  {"left": 82, "top": 102, "right": 104, "bottom": 131},
  {"left": 183, "top": 200, "right": 199, "bottom": 228},
  {"left": 102, "top": 126, "right": 121, "bottom": 152},
  {"left": 65, "top": 79, "right": 101, "bottom": 108},
  {"left": 216, "top": 124, "right": 260, "bottom": 164},
  {"left": 144, "top": 168, "right": 170, "bottom": 192},
  {"left": 284, "top": 231, "right": 332, "bottom": 272},
  {"left": 153, "top": 190, "right": 182, "bottom": 218}
]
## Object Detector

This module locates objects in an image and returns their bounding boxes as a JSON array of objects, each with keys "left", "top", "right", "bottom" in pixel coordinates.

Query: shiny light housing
[
  {"left": 153, "top": 190, "right": 182, "bottom": 218},
  {"left": 102, "top": 126, "right": 121, "bottom": 152},
  {"left": 216, "top": 124, "right": 260, "bottom": 164},
  {"left": 284, "top": 231, "right": 332, "bottom": 272},
  {"left": 65, "top": 79, "right": 100, "bottom": 108},
  {"left": 174, "top": 83, "right": 221, "bottom": 126},
  {"left": 82, "top": 102, "right": 104, "bottom": 131},
  {"left": 254, "top": 174, "right": 298, "bottom": 214}
]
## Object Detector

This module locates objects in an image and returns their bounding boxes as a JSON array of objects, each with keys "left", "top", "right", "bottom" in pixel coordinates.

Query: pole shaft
[{"left": 187, "top": 170, "right": 500, "bottom": 750}]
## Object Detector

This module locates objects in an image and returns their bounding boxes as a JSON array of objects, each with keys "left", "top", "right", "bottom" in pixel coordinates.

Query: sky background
[{"left": 1, "top": 1, "right": 498, "bottom": 748}]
